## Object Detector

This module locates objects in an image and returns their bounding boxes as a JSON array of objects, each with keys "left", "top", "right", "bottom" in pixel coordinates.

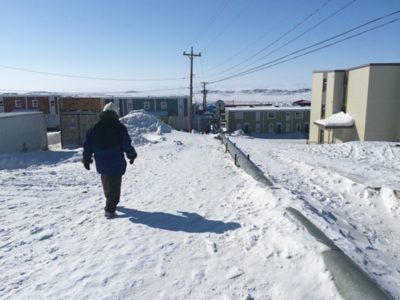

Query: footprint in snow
[
  {"left": 206, "top": 240, "right": 218, "bottom": 253},
  {"left": 38, "top": 231, "right": 54, "bottom": 241},
  {"left": 227, "top": 267, "right": 244, "bottom": 279}
]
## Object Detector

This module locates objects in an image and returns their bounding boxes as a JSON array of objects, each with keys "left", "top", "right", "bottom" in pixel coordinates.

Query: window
[
  {"left": 267, "top": 112, "right": 276, "bottom": 119},
  {"left": 295, "top": 111, "right": 303, "bottom": 119},
  {"left": 144, "top": 101, "right": 150, "bottom": 110},
  {"left": 161, "top": 101, "right": 167, "bottom": 110},
  {"left": 286, "top": 112, "right": 291, "bottom": 121},
  {"left": 15, "top": 99, "right": 21, "bottom": 108},
  {"left": 322, "top": 78, "right": 327, "bottom": 92},
  {"left": 0, "top": 100, "right": 3, "bottom": 106},
  {"left": 235, "top": 112, "right": 244, "bottom": 120},
  {"left": 50, "top": 100, "right": 55, "bottom": 106},
  {"left": 32, "top": 100, "right": 39, "bottom": 108}
]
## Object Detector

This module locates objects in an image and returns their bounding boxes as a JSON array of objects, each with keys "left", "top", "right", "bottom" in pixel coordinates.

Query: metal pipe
[
  {"left": 218, "top": 133, "right": 392, "bottom": 299},
  {"left": 219, "top": 134, "right": 273, "bottom": 186},
  {"left": 286, "top": 207, "right": 392, "bottom": 300}
]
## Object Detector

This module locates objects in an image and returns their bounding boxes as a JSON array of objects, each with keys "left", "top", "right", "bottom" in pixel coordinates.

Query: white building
[
  {"left": 309, "top": 63, "right": 400, "bottom": 144},
  {"left": 0, "top": 112, "right": 48, "bottom": 154}
]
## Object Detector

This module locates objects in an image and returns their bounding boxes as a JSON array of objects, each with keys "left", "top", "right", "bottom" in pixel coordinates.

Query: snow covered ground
[{"left": 0, "top": 111, "right": 399, "bottom": 299}]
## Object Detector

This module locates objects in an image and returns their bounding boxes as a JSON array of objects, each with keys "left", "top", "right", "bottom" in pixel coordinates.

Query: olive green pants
[{"left": 101, "top": 175, "right": 122, "bottom": 213}]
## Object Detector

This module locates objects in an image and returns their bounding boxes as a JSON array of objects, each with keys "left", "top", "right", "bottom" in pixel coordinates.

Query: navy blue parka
[{"left": 83, "top": 110, "right": 136, "bottom": 176}]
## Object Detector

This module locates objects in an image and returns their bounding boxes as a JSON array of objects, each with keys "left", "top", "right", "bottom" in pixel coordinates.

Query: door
[
  {"left": 268, "top": 123, "right": 274, "bottom": 133},
  {"left": 243, "top": 123, "right": 249, "bottom": 133},
  {"left": 276, "top": 123, "right": 282, "bottom": 133}
]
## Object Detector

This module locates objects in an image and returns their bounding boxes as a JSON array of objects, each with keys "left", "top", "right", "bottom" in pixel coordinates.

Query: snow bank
[
  {"left": 0, "top": 149, "right": 79, "bottom": 170},
  {"left": 230, "top": 129, "right": 246, "bottom": 136},
  {"left": 47, "top": 131, "right": 61, "bottom": 145},
  {"left": 315, "top": 111, "right": 354, "bottom": 127},
  {"left": 119, "top": 110, "right": 172, "bottom": 146}
]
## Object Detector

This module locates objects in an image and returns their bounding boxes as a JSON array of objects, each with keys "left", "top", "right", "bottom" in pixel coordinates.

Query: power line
[
  {"left": 209, "top": 0, "right": 358, "bottom": 80},
  {"left": 209, "top": 10, "right": 400, "bottom": 84},
  {"left": 0, "top": 86, "right": 190, "bottom": 94},
  {"left": 203, "top": 0, "right": 333, "bottom": 79},
  {"left": 137, "top": 86, "right": 188, "bottom": 93},
  {"left": 191, "top": 0, "right": 231, "bottom": 49},
  {"left": 198, "top": 0, "right": 253, "bottom": 54},
  {"left": 0, "top": 64, "right": 188, "bottom": 82}
]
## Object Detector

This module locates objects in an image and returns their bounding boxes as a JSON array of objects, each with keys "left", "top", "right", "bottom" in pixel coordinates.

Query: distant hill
[
  {"left": 1, "top": 88, "right": 311, "bottom": 98},
  {"left": 208, "top": 88, "right": 311, "bottom": 95}
]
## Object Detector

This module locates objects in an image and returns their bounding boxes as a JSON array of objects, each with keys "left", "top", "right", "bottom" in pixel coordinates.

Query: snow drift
[
  {"left": 119, "top": 109, "right": 172, "bottom": 146},
  {"left": 315, "top": 111, "right": 354, "bottom": 127}
]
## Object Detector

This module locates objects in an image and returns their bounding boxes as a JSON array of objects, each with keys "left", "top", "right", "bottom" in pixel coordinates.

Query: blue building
[{"left": 104, "top": 96, "right": 190, "bottom": 131}]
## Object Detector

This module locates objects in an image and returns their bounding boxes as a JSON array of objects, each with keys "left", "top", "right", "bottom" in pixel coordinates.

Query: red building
[
  {"left": 292, "top": 99, "right": 311, "bottom": 106},
  {"left": 0, "top": 95, "right": 60, "bottom": 129}
]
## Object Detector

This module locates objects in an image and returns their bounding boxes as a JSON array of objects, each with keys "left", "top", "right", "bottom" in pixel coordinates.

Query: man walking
[{"left": 82, "top": 102, "right": 137, "bottom": 218}]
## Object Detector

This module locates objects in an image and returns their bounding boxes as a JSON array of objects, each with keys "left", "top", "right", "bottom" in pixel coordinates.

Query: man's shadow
[{"left": 117, "top": 207, "right": 241, "bottom": 234}]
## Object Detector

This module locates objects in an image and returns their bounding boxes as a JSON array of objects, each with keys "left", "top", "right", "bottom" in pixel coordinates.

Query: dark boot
[{"left": 101, "top": 175, "right": 122, "bottom": 214}]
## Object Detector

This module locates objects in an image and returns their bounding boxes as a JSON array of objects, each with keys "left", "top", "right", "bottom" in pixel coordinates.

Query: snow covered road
[
  {"left": 1, "top": 130, "right": 340, "bottom": 299},
  {"left": 1, "top": 109, "right": 399, "bottom": 299}
]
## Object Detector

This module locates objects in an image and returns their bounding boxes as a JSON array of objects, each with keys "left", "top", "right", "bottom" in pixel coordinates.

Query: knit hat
[{"left": 103, "top": 102, "right": 119, "bottom": 116}]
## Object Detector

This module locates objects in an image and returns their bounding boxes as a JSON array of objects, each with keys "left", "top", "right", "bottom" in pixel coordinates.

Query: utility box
[
  {"left": 0, "top": 112, "right": 48, "bottom": 154},
  {"left": 60, "top": 111, "right": 100, "bottom": 148}
]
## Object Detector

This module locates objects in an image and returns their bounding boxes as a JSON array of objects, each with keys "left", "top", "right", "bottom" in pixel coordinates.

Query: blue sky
[{"left": 0, "top": 0, "right": 399, "bottom": 96}]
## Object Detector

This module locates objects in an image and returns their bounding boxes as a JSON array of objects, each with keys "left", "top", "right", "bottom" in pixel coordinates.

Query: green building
[{"left": 225, "top": 106, "right": 310, "bottom": 136}]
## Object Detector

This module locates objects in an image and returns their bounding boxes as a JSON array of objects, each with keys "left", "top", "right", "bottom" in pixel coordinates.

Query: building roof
[
  {"left": 313, "top": 62, "right": 400, "bottom": 73},
  {"left": 0, "top": 111, "right": 43, "bottom": 119},
  {"left": 293, "top": 99, "right": 311, "bottom": 106},
  {"left": 223, "top": 101, "right": 264, "bottom": 106},
  {"left": 226, "top": 106, "right": 310, "bottom": 112}
]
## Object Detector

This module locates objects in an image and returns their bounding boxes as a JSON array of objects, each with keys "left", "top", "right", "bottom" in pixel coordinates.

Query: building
[
  {"left": 0, "top": 94, "right": 60, "bottom": 129},
  {"left": 293, "top": 99, "right": 311, "bottom": 106},
  {"left": 309, "top": 63, "right": 400, "bottom": 144},
  {"left": 225, "top": 106, "right": 310, "bottom": 135},
  {"left": 0, "top": 94, "right": 190, "bottom": 131},
  {"left": 104, "top": 96, "right": 190, "bottom": 131},
  {"left": 215, "top": 100, "right": 267, "bottom": 122}
]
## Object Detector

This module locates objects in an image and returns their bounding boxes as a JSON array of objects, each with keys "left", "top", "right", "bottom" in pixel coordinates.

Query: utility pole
[
  {"left": 183, "top": 47, "right": 201, "bottom": 132},
  {"left": 201, "top": 82, "right": 208, "bottom": 112}
]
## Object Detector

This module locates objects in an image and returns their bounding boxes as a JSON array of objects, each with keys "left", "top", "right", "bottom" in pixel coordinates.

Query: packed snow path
[{"left": 0, "top": 131, "right": 342, "bottom": 299}]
